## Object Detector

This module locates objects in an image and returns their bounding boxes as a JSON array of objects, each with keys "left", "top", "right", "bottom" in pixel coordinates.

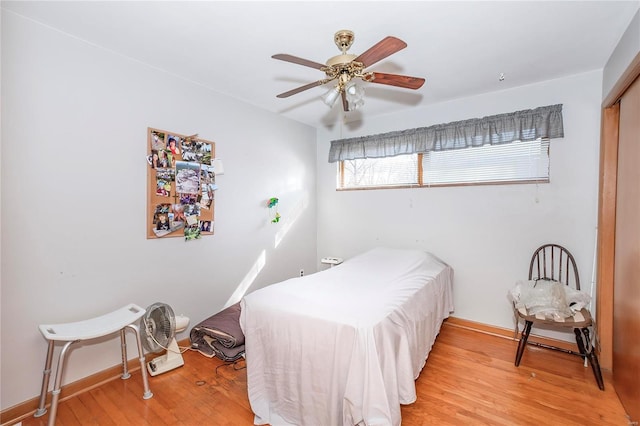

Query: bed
[{"left": 239, "top": 247, "right": 454, "bottom": 426}]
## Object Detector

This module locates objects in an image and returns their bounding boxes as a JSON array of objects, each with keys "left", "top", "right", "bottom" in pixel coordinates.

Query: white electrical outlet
[{"left": 300, "top": 269, "right": 304, "bottom": 277}]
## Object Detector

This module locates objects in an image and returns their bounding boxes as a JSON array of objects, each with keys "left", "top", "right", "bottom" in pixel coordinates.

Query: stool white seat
[{"left": 35, "top": 303, "right": 153, "bottom": 426}]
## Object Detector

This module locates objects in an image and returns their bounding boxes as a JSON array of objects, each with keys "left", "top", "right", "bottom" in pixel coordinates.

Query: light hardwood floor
[{"left": 14, "top": 322, "right": 630, "bottom": 425}]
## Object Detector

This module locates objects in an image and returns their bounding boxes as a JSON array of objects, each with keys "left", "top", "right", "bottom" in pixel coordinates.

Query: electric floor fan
[{"left": 140, "top": 302, "right": 190, "bottom": 376}]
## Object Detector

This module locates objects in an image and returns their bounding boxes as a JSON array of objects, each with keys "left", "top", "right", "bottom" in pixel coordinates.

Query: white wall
[
  {"left": 317, "top": 70, "right": 603, "bottom": 335},
  {"left": 603, "top": 8, "right": 640, "bottom": 100},
  {"left": 0, "top": 11, "right": 317, "bottom": 409}
]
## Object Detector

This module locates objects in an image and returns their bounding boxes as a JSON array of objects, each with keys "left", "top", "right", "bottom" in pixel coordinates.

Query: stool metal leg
[
  {"left": 125, "top": 324, "right": 153, "bottom": 399},
  {"left": 34, "top": 340, "right": 55, "bottom": 418},
  {"left": 48, "top": 340, "right": 77, "bottom": 426},
  {"left": 120, "top": 329, "right": 131, "bottom": 379}
]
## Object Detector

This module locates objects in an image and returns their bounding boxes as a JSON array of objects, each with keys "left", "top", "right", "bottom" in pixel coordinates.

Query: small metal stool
[{"left": 35, "top": 303, "right": 153, "bottom": 425}]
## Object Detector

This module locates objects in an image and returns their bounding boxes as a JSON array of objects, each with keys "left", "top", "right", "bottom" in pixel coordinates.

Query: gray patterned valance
[{"left": 328, "top": 104, "right": 564, "bottom": 163}]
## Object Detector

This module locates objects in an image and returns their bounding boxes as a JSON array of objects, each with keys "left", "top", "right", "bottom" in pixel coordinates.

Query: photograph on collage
[
  {"left": 151, "top": 130, "right": 166, "bottom": 151},
  {"left": 156, "top": 179, "right": 170, "bottom": 197},
  {"left": 184, "top": 223, "right": 201, "bottom": 241},
  {"left": 175, "top": 161, "right": 200, "bottom": 194},
  {"left": 167, "top": 135, "right": 181, "bottom": 155}
]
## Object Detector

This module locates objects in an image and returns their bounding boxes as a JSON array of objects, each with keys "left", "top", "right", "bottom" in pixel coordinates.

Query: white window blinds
[{"left": 422, "top": 138, "right": 550, "bottom": 186}]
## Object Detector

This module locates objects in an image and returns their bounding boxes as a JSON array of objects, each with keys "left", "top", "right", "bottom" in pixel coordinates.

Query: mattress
[{"left": 239, "top": 247, "right": 454, "bottom": 426}]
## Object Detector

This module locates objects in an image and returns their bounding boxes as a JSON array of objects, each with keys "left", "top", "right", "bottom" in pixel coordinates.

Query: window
[
  {"left": 339, "top": 154, "right": 418, "bottom": 188},
  {"left": 330, "top": 104, "right": 563, "bottom": 190},
  {"left": 338, "top": 138, "right": 549, "bottom": 190}
]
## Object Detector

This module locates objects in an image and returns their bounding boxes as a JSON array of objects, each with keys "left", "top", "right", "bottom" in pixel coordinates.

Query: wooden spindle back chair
[{"left": 514, "top": 244, "right": 604, "bottom": 390}]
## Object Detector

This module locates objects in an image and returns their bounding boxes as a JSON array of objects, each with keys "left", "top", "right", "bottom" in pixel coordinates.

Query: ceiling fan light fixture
[
  {"left": 321, "top": 86, "right": 341, "bottom": 107},
  {"left": 350, "top": 98, "right": 365, "bottom": 111},
  {"left": 345, "top": 81, "right": 365, "bottom": 110},
  {"left": 345, "top": 81, "right": 364, "bottom": 98}
]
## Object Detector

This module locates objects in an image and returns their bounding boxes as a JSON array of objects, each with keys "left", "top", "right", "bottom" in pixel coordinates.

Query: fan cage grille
[{"left": 140, "top": 303, "right": 176, "bottom": 353}]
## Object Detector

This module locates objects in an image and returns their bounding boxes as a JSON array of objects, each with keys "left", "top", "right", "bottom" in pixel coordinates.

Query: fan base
[{"left": 147, "top": 339, "right": 184, "bottom": 376}]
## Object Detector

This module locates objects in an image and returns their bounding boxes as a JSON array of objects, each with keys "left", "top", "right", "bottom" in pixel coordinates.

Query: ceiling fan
[{"left": 272, "top": 30, "right": 425, "bottom": 112}]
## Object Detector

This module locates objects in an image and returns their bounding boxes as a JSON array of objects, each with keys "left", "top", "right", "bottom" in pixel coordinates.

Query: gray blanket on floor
[{"left": 190, "top": 302, "right": 245, "bottom": 362}]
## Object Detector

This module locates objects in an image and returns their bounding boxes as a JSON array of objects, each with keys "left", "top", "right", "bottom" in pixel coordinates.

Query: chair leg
[
  {"left": 48, "top": 340, "right": 76, "bottom": 426},
  {"left": 573, "top": 328, "right": 588, "bottom": 362},
  {"left": 582, "top": 328, "right": 605, "bottom": 391},
  {"left": 515, "top": 321, "right": 532, "bottom": 366},
  {"left": 125, "top": 324, "right": 153, "bottom": 400},
  {"left": 120, "top": 329, "right": 131, "bottom": 379},
  {"left": 34, "top": 340, "right": 55, "bottom": 418}
]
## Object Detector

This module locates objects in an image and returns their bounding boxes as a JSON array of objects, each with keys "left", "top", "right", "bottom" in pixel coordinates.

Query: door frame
[{"left": 597, "top": 52, "right": 640, "bottom": 370}]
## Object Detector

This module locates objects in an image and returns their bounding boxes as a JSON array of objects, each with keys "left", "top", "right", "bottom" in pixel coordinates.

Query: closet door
[{"left": 613, "top": 74, "right": 640, "bottom": 421}]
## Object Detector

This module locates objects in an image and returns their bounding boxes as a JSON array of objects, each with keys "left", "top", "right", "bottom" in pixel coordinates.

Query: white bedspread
[{"left": 240, "top": 247, "right": 454, "bottom": 426}]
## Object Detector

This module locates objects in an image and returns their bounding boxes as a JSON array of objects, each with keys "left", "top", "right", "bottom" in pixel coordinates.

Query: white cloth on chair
[{"left": 509, "top": 279, "right": 591, "bottom": 321}]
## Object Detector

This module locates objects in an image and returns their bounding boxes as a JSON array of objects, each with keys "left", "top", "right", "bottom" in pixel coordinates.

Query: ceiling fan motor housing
[{"left": 326, "top": 53, "right": 357, "bottom": 67}]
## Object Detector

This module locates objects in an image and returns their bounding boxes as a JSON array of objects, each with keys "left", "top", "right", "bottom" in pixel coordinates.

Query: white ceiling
[{"left": 3, "top": 1, "right": 639, "bottom": 129}]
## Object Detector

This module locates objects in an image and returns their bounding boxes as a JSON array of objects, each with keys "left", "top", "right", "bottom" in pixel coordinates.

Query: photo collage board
[{"left": 146, "top": 127, "right": 217, "bottom": 240}]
